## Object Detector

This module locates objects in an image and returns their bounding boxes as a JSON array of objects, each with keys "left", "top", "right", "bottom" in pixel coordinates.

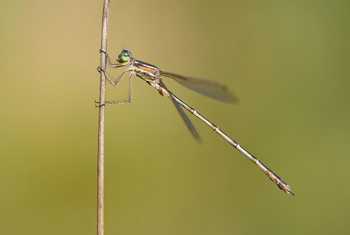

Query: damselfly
[{"left": 98, "top": 49, "right": 294, "bottom": 195}]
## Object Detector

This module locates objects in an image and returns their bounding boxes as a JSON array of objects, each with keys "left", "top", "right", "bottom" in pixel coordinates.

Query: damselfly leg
[{"left": 96, "top": 49, "right": 133, "bottom": 105}]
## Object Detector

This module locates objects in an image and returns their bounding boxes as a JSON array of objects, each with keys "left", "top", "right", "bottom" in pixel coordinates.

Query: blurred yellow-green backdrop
[{"left": 1, "top": 0, "right": 349, "bottom": 234}]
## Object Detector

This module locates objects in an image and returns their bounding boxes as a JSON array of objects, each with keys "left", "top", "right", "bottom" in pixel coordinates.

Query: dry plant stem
[{"left": 97, "top": 1, "right": 110, "bottom": 235}]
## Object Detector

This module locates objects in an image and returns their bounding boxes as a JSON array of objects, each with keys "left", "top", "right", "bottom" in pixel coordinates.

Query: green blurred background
[{"left": 1, "top": 0, "right": 349, "bottom": 234}]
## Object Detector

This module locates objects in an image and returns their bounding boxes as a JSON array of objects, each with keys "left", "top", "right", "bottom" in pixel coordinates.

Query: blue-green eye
[{"left": 118, "top": 49, "right": 131, "bottom": 63}]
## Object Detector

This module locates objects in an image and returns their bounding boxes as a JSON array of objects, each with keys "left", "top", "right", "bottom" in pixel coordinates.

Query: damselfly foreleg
[{"left": 99, "top": 49, "right": 126, "bottom": 69}]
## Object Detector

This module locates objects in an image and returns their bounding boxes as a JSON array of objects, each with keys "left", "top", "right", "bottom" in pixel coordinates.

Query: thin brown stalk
[{"left": 97, "top": 1, "right": 110, "bottom": 235}]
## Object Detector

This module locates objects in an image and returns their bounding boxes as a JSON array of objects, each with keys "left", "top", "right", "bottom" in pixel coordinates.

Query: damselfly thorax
[
  {"left": 130, "top": 59, "right": 170, "bottom": 96},
  {"left": 132, "top": 60, "right": 160, "bottom": 81}
]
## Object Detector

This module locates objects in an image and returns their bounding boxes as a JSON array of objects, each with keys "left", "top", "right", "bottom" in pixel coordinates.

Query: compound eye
[
  {"left": 118, "top": 52, "right": 129, "bottom": 63},
  {"left": 117, "top": 49, "right": 133, "bottom": 63}
]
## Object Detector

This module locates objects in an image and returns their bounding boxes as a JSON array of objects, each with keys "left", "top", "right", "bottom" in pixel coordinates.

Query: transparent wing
[
  {"left": 170, "top": 95, "right": 201, "bottom": 141},
  {"left": 160, "top": 80, "right": 201, "bottom": 141},
  {"left": 160, "top": 71, "right": 238, "bottom": 103}
]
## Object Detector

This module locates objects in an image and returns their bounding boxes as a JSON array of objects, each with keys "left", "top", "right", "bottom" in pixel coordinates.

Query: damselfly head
[{"left": 117, "top": 49, "right": 133, "bottom": 63}]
